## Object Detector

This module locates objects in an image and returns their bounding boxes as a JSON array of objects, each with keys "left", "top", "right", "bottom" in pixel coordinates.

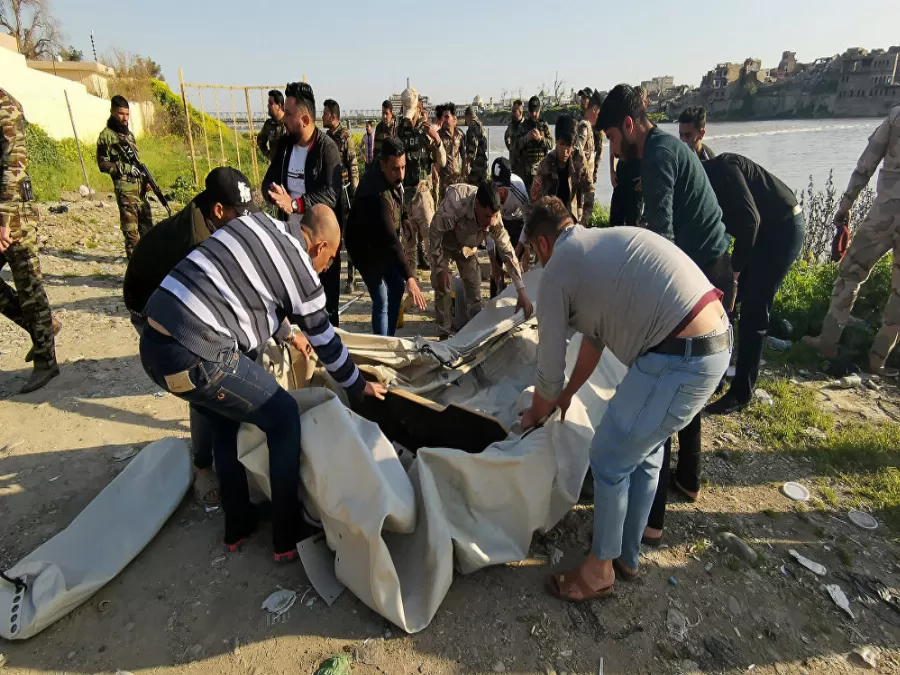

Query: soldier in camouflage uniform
[
  {"left": 0, "top": 87, "right": 60, "bottom": 393},
  {"left": 514, "top": 95, "right": 553, "bottom": 193},
  {"left": 322, "top": 99, "right": 360, "bottom": 292},
  {"left": 396, "top": 87, "right": 446, "bottom": 273},
  {"left": 464, "top": 106, "right": 489, "bottom": 185},
  {"left": 505, "top": 99, "right": 525, "bottom": 177},
  {"left": 577, "top": 87, "right": 604, "bottom": 187},
  {"left": 802, "top": 104, "right": 900, "bottom": 374},
  {"left": 574, "top": 88, "right": 602, "bottom": 222},
  {"left": 97, "top": 96, "right": 154, "bottom": 259},
  {"left": 429, "top": 182, "right": 532, "bottom": 336},
  {"left": 256, "top": 89, "right": 288, "bottom": 162},
  {"left": 437, "top": 102, "right": 466, "bottom": 202},
  {"left": 530, "top": 114, "right": 593, "bottom": 223},
  {"left": 374, "top": 99, "right": 397, "bottom": 160}
]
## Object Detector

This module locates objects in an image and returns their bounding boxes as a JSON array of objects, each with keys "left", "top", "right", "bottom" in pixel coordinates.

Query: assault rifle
[{"left": 121, "top": 143, "right": 171, "bottom": 216}]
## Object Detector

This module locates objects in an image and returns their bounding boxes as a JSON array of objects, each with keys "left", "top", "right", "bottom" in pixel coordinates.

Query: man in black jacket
[
  {"left": 346, "top": 137, "right": 427, "bottom": 335},
  {"left": 263, "top": 81, "right": 344, "bottom": 326},
  {"left": 702, "top": 153, "right": 805, "bottom": 414}
]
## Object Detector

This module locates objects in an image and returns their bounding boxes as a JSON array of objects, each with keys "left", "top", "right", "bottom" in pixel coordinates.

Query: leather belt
[{"left": 649, "top": 329, "right": 733, "bottom": 357}]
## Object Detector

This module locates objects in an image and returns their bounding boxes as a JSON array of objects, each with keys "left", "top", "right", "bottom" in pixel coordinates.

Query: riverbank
[{"left": 2, "top": 195, "right": 900, "bottom": 675}]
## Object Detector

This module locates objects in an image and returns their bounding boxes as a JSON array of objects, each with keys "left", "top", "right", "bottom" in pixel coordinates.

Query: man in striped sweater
[{"left": 139, "top": 204, "right": 386, "bottom": 561}]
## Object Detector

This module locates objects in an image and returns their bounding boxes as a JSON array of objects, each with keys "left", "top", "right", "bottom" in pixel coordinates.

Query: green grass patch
[{"left": 739, "top": 378, "right": 900, "bottom": 530}]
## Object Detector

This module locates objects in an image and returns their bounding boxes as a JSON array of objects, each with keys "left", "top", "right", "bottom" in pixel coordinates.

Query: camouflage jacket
[
  {"left": 530, "top": 149, "right": 592, "bottom": 222},
  {"left": 0, "top": 87, "right": 30, "bottom": 235},
  {"left": 840, "top": 104, "right": 900, "bottom": 210},
  {"left": 593, "top": 127, "right": 603, "bottom": 163},
  {"left": 465, "top": 117, "right": 488, "bottom": 175},
  {"left": 574, "top": 119, "right": 596, "bottom": 181},
  {"left": 396, "top": 116, "right": 446, "bottom": 200},
  {"left": 326, "top": 124, "right": 359, "bottom": 198},
  {"left": 438, "top": 126, "right": 466, "bottom": 184},
  {"left": 97, "top": 119, "right": 144, "bottom": 188},
  {"left": 514, "top": 117, "right": 553, "bottom": 178},
  {"left": 374, "top": 118, "right": 396, "bottom": 160},
  {"left": 429, "top": 183, "right": 522, "bottom": 286},
  {"left": 256, "top": 117, "right": 288, "bottom": 162},
  {"left": 505, "top": 118, "right": 523, "bottom": 175}
]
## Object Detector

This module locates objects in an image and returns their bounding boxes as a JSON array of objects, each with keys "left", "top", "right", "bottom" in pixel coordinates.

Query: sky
[{"left": 53, "top": 0, "right": 900, "bottom": 112}]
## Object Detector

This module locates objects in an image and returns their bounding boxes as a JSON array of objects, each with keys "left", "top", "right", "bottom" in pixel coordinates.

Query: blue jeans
[
  {"left": 361, "top": 261, "right": 407, "bottom": 336},
  {"left": 590, "top": 344, "right": 731, "bottom": 569},
  {"left": 139, "top": 326, "right": 307, "bottom": 553}
]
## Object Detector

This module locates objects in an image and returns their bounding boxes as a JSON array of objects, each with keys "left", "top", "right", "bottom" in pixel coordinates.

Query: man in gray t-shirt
[{"left": 520, "top": 197, "right": 731, "bottom": 603}]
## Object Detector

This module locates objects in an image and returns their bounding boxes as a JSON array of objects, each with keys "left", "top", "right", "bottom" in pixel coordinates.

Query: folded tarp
[{"left": 0, "top": 438, "right": 191, "bottom": 640}]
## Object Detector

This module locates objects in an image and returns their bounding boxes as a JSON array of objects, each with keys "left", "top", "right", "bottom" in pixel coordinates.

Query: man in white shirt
[{"left": 488, "top": 157, "right": 532, "bottom": 294}]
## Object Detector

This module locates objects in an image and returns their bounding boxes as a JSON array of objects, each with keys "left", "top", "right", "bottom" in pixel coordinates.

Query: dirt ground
[{"left": 2, "top": 195, "right": 900, "bottom": 675}]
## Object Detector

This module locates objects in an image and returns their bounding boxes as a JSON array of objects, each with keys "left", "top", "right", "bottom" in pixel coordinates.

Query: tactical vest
[
  {"left": 397, "top": 118, "right": 432, "bottom": 191},
  {"left": 519, "top": 118, "right": 550, "bottom": 175}
]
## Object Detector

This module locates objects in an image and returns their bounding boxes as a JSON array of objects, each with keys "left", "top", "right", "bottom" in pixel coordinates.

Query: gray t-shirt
[{"left": 535, "top": 225, "right": 715, "bottom": 401}]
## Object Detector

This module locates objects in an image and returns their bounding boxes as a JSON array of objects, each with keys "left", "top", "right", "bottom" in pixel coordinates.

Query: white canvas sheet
[
  {"left": 0, "top": 438, "right": 191, "bottom": 640},
  {"left": 238, "top": 270, "right": 627, "bottom": 633}
]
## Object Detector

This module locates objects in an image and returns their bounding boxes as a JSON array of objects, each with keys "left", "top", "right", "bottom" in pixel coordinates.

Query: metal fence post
[
  {"left": 213, "top": 89, "right": 226, "bottom": 165},
  {"left": 179, "top": 68, "right": 199, "bottom": 186},
  {"left": 245, "top": 87, "right": 260, "bottom": 186},
  {"left": 197, "top": 88, "right": 211, "bottom": 173},
  {"left": 230, "top": 90, "right": 242, "bottom": 172},
  {"left": 63, "top": 90, "right": 91, "bottom": 194}
]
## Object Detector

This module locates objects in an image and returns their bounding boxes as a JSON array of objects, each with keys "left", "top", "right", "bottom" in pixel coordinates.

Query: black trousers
[
  {"left": 321, "top": 256, "right": 342, "bottom": 327},
  {"left": 729, "top": 212, "right": 805, "bottom": 401}
]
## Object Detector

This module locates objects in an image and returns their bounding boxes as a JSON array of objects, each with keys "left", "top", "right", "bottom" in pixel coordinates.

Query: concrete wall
[
  {"left": 27, "top": 60, "right": 116, "bottom": 100},
  {"left": 0, "top": 46, "right": 153, "bottom": 141}
]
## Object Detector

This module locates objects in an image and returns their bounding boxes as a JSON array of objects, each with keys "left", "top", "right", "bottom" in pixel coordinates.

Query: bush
[
  {"left": 587, "top": 202, "right": 611, "bottom": 228},
  {"left": 798, "top": 170, "right": 875, "bottom": 263}
]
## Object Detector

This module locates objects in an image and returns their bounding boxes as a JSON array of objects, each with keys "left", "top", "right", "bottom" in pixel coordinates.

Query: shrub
[
  {"left": 587, "top": 202, "right": 611, "bottom": 228},
  {"left": 798, "top": 170, "right": 875, "bottom": 264}
]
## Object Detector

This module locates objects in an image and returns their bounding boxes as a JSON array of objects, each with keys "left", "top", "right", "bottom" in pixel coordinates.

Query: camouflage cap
[{"left": 401, "top": 87, "right": 418, "bottom": 120}]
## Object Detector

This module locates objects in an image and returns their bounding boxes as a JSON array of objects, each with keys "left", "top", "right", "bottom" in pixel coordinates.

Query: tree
[
  {"left": 59, "top": 44, "right": 82, "bottom": 61},
  {"left": 0, "top": 0, "right": 63, "bottom": 60},
  {"left": 552, "top": 71, "right": 567, "bottom": 107}
]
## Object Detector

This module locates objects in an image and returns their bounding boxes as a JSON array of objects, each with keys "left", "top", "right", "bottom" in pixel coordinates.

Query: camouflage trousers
[
  {"left": 115, "top": 182, "right": 154, "bottom": 259},
  {"left": 467, "top": 158, "right": 488, "bottom": 185},
  {"left": 438, "top": 172, "right": 462, "bottom": 203},
  {"left": 431, "top": 240, "right": 482, "bottom": 335},
  {"left": 401, "top": 184, "right": 434, "bottom": 274},
  {"left": 820, "top": 199, "right": 900, "bottom": 361},
  {"left": 0, "top": 208, "right": 56, "bottom": 368},
  {"left": 581, "top": 189, "right": 595, "bottom": 225}
]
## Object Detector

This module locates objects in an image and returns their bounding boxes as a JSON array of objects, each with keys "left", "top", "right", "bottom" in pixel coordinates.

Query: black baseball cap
[
  {"left": 491, "top": 157, "right": 512, "bottom": 187},
  {"left": 197, "top": 167, "right": 257, "bottom": 215},
  {"left": 577, "top": 87, "right": 593, "bottom": 99},
  {"left": 589, "top": 89, "right": 604, "bottom": 109}
]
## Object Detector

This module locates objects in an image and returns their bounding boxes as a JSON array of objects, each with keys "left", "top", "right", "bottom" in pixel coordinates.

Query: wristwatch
[{"left": 292, "top": 196, "right": 305, "bottom": 214}]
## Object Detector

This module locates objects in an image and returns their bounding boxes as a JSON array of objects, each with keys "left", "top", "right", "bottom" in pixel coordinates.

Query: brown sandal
[
  {"left": 613, "top": 559, "right": 640, "bottom": 582},
  {"left": 545, "top": 568, "right": 614, "bottom": 602},
  {"left": 672, "top": 477, "right": 699, "bottom": 503}
]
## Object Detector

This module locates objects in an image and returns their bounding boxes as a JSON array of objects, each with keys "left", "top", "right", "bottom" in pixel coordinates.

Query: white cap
[{"left": 401, "top": 87, "right": 418, "bottom": 120}]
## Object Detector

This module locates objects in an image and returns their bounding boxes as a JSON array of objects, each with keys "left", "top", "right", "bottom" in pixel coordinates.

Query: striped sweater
[{"left": 143, "top": 212, "right": 365, "bottom": 399}]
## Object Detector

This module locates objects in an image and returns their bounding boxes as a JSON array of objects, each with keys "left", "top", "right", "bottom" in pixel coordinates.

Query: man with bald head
[{"left": 139, "top": 205, "right": 385, "bottom": 562}]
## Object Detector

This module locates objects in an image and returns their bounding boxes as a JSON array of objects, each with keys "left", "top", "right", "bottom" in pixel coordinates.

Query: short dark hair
[
  {"left": 285, "top": 81, "right": 315, "bottom": 116},
  {"left": 525, "top": 196, "right": 574, "bottom": 243},
  {"left": 434, "top": 103, "right": 445, "bottom": 119},
  {"left": 323, "top": 98, "right": 341, "bottom": 119},
  {"left": 444, "top": 102, "right": 457, "bottom": 117},
  {"left": 475, "top": 180, "right": 501, "bottom": 213},
  {"left": 464, "top": 105, "right": 474, "bottom": 117},
  {"left": 597, "top": 84, "right": 648, "bottom": 132},
  {"left": 268, "top": 90, "right": 284, "bottom": 107},
  {"left": 380, "top": 136, "right": 406, "bottom": 161},
  {"left": 366, "top": 120, "right": 373, "bottom": 127},
  {"left": 512, "top": 99, "right": 523, "bottom": 110},
  {"left": 111, "top": 95, "right": 129, "bottom": 110},
  {"left": 555, "top": 114, "right": 576, "bottom": 145},
  {"left": 382, "top": 99, "right": 393, "bottom": 111},
  {"left": 678, "top": 106, "right": 707, "bottom": 130},
  {"left": 528, "top": 95, "right": 541, "bottom": 112}
]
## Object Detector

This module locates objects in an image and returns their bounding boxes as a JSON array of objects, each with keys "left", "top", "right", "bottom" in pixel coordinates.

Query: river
[{"left": 480, "top": 118, "right": 882, "bottom": 207}]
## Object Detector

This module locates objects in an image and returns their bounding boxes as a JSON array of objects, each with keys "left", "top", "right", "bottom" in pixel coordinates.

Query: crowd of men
[{"left": 2, "top": 77, "right": 899, "bottom": 595}]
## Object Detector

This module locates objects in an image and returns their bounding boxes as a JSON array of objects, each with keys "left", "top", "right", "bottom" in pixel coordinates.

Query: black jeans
[
  {"left": 139, "top": 327, "right": 308, "bottom": 553},
  {"left": 321, "top": 256, "right": 342, "bottom": 327},
  {"left": 131, "top": 314, "right": 213, "bottom": 471},
  {"left": 729, "top": 211, "right": 805, "bottom": 401}
]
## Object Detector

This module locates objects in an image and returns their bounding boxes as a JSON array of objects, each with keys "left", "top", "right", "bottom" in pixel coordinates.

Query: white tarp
[
  {"left": 0, "top": 438, "right": 191, "bottom": 640},
  {"left": 239, "top": 270, "right": 627, "bottom": 633}
]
